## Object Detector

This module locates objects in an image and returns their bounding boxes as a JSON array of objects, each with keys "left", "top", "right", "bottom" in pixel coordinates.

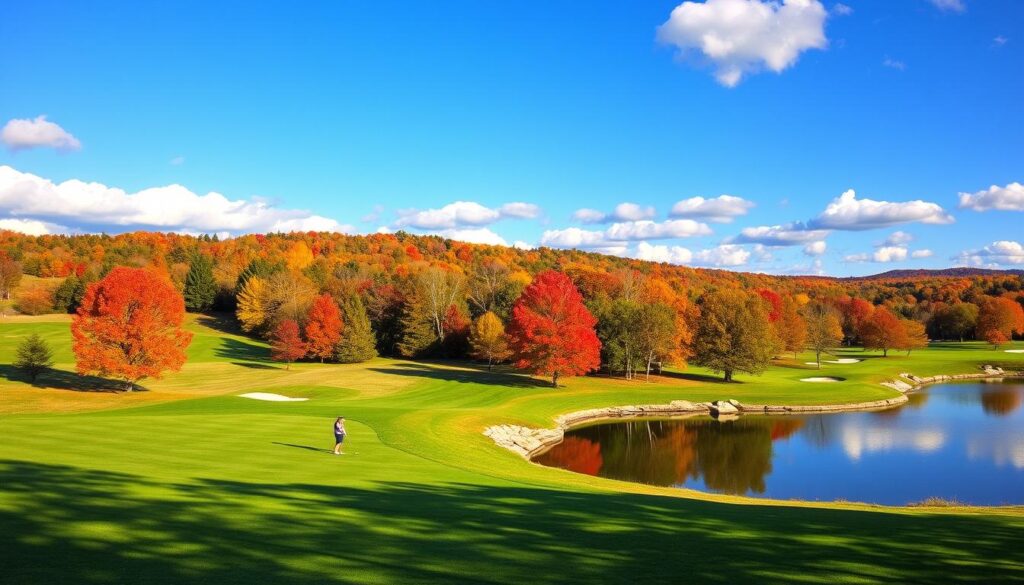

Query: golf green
[{"left": 2, "top": 315, "right": 1023, "bottom": 584}]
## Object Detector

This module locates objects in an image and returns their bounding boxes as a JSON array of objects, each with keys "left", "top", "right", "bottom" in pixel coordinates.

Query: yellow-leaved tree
[
  {"left": 469, "top": 311, "right": 510, "bottom": 370},
  {"left": 236, "top": 276, "right": 268, "bottom": 333}
]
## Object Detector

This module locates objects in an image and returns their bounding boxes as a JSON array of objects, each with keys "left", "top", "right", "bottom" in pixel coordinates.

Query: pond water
[{"left": 533, "top": 381, "right": 1024, "bottom": 505}]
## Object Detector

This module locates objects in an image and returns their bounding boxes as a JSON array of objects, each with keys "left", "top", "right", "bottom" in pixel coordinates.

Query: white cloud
[
  {"left": 1, "top": 115, "right": 81, "bottom": 151},
  {"left": 572, "top": 208, "right": 607, "bottom": 224},
  {"left": 396, "top": 200, "right": 539, "bottom": 229},
  {"left": 994, "top": 36, "right": 1009, "bottom": 46},
  {"left": 958, "top": 182, "right": 1024, "bottom": 212},
  {"left": 0, "top": 218, "right": 69, "bottom": 236},
  {"left": 732, "top": 223, "right": 829, "bottom": 245},
  {"left": 612, "top": 202, "right": 656, "bottom": 221},
  {"left": 882, "top": 57, "right": 906, "bottom": 71},
  {"left": 929, "top": 0, "right": 965, "bottom": 12},
  {"left": 872, "top": 246, "right": 908, "bottom": 263},
  {"left": 669, "top": 194, "right": 755, "bottom": 222},
  {"left": 169, "top": 155, "right": 185, "bottom": 166},
  {"left": 433, "top": 228, "right": 509, "bottom": 247},
  {"left": 604, "top": 219, "right": 711, "bottom": 240},
  {"left": 843, "top": 253, "right": 869, "bottom": 263},
  {"left": 955, "top": 241, "right": 1024, "bottom": 266},
  {"left": 911, "top": 249, "right": 933, "bottom": 258},
  {"left": 883, "top": 231, "right": 914, "bottom": 246},
  {"left": 498, "top": 202, "right": 541, "bottom": 219},
  {"left": 539, "top": 227, "right": 629, "bottom": 256},
  {"left": 0, "top": 165, "right": 353, "bottom": 235},
  {"left": 634, "top": 241, "right": 693, "bottom": 265},
  {"left": 832, "top": 3, "right": 853, "bottom": 15},
  {"left": 693, "top": 244, "right": 751, "bottom": 267},
  {"left": 512, "top": 240, "right": 535, "bottom": 250},
  {"left": 656, "top": 0, "right": 828, "bottom": 87},
  {"left": 803, "top": 240, "right": 827, "bottom": 256},
  {"left": 811, "top": 189, "right": 954, "bottom": 230}
]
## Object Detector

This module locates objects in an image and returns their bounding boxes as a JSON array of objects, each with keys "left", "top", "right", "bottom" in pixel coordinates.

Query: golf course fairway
[{"left": 2, "top": 314, "right": 1023, "bottom": 584}]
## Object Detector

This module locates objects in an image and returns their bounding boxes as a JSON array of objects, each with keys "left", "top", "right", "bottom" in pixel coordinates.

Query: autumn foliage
[
  {"left": 270, "top": 319, "right": 307, "bottom": 369},
  {"left": 507, "top": 270, "right": 601, "bottom": 387},
  {"left": 71, "top": 267, "right": 192, "bottom": 390},
  {"left": 305, "top": 293, "right": 343, "bottom": 361},
  {"left": 977, "top": 297, "right": 1024, "bottom": 349}
]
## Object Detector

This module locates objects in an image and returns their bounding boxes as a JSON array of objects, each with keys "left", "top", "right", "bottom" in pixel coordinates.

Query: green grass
[{"left": 2, "top": 314, "right": 1024, "bottom": 584}]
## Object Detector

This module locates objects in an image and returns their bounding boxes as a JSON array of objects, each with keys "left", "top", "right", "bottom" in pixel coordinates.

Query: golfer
[{"left": 333, "top": 416, "right": 347, "bottom": 455}]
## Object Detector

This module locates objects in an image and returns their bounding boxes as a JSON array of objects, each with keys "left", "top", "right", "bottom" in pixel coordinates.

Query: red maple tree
[
  {"left": 71, "top": 267, "right": 192, "bottom": 391},
  {"left": 756, "top": 289, "right": 783, "bottom": 323},
  {"left": 304, "top": 293, "right": 343, "bottom": 362},
  {"left": 271, "top": 319, "right": 307, "bottom": 369},
  {"left": 507, "top": 270, "right": 601, "bottom": 387},
  {"left": 977, "top": 296, "right": 1024, "bottom": 349}
]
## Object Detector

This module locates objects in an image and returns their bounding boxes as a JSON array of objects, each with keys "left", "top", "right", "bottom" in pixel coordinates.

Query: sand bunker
[
  {"left": 800, "top": 377, "right": 842, "bottom": 383},
  {"left": 826, "top": 358, "right": 861, "bottom": 364},
  {"left": 238, "top": 392, "right": 309, "bottom": 402},
  {"left": 1005, "top": 349, "right": 1024, "bottom": 354}
]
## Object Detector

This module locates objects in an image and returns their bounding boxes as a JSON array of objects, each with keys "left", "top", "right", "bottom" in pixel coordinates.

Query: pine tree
[
  {"left": 397, "top": 295, "right": 440, "bottom": 357},
  {"left": 15, "top": 333, "right": 54, "bottom": 383},
  {"left": 336, "top": 295, "right": 378, "bottom": 363},
  {"left": 183, "top": 254, "right": 217, "bottom": 312},
  {"left": 53, "top": 274, "right": 82, "bottom": 313}
]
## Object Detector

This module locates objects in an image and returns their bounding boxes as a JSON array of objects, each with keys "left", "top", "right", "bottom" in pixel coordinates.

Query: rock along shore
[{"left": 484, "top": 366, "right": 1023, "bottom": 459}]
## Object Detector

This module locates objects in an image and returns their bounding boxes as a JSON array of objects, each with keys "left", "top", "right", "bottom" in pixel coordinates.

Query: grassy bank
[{"left": 2, "top": 314, "right": 1023, "bottom": 583}]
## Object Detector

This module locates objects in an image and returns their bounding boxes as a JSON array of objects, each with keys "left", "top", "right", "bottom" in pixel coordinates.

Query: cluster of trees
[{"left": 3, "top": 230, "right": 1024, "bottom": 388}]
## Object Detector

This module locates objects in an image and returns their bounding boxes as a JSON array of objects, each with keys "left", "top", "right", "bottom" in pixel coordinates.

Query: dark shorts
[{"left": 334, "top": 434, "right": 345, "bottom": 444}]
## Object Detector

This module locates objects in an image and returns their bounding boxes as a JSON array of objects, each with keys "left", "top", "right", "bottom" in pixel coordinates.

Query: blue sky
[{"left": 1, "top": 0, "right": 1021, "bottom": 276}]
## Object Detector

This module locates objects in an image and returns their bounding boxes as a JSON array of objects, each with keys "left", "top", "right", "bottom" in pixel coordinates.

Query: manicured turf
[{"left": 2, "top": 314, "right": 1023, "bottom": 583}]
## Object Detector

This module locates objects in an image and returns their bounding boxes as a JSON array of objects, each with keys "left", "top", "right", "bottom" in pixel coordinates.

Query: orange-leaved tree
[
  {"left": 271, "top": 319, "right": 307, "bottom": 369},
  {"left": 507, "top": 270, "right": 601, "bottom": 387},
  {"left": 305, "top": 293, "right": 343, "bottom": 362},
  {"left": 858, "top": 306, "right": 905, "bottom": 357},
  {"left": 977, "top": 296, "right": 1024, "bottom": 349},
  {"left": 71, "top": 267, "right": 192, "bottom": 391}
]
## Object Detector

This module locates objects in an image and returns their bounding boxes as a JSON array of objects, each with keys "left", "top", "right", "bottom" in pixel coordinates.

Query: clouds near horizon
[{"left": 1, "top": 116, "right": 81, "bottom": 152}]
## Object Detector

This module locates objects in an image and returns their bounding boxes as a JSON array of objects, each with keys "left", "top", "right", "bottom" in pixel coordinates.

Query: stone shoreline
[{"left": 484, "top": 366, "right": 1023, "bottom": 459}]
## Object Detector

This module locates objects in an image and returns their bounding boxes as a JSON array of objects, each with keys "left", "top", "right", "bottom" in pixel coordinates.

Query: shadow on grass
[
  {"left": 658, "top": 370, "right": 738, "bottom": 384},
  {"left": 1, "top": 459, "right": 1022, "bottom": 584},
  {"left": 271, "top": 442, "right": 331, "bottom": 453},
  {"left": 195, "top": 313, "right": 246, "bottom": 336},
  {"left": 0, "top": 365, "right": 143, "bottom": 392},
  {"left": 215, "top": 338, "right": 271, "bottom": 363},
  {"left": 369, "top": 361, "right": 551, "bottom": 389},
  {"left": 231, "top": 362, "right": 281, "bottom": 370}
]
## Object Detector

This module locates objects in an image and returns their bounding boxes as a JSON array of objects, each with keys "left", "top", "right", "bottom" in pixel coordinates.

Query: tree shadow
[
  {"left": 231, "top": 362, "right": 281, "bottom": 370},
  {"left": 1, "top": 459, "right": 1022, "bottom": 584},
  {"left": 214, "top": 338, "right": 271, "bottom": 363},
  {"left": 368, "top": 361, "right": 551, "bottom": 388},
  {"left": 659, "top": 370, "right": 741, "bottom": 384},
  {"left": 0, "top": 365, "right": 143, "bottom": 393},
  {"left": 195, "top": 313, "right": 246, "bottom": 336}
]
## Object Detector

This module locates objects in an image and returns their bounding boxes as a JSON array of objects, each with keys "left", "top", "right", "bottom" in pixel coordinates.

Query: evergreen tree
[
  {"left": 53, "top": 274, "right": 82, "bottom": 313},
  {"left": 15, "top": 333, "right": 54, "bottom": 383},
  {"left": 397, "top": 295, "right": 438, "bottom": 357},
  {"left": 183, "top": 254, "right": 217, "bottom": 312},
  {"left": 336, "top": 294, "right": 378, "bottom": 363}
]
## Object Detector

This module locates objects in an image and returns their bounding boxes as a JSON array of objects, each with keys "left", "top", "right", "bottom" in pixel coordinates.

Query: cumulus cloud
[
  {"left": 539, "top": 227, "right": 629, "bottom": 256},
  {"left": 872, "top": 246, "right": 909, "bottom": 263},
  {"left": 395, "top": 200, "right": 539, "bottom": 230},
  {"left": 604, "top": 219, "right": 711, "bottom": 240},
  {"left": 572, "top": 208, "right": 607, "bottom": 224},
  {"left": 732, "top": 223, "right": 829, "bottom": 245},
  {"left": 0, "top": 218, "right": 69, "bottom": 236},
  {"left": 958, "top": 182, "right": 1024, "bottom": 212},
  {"left": 0, "top": 165, "right": 353, "bottom": 235},
  {"left": 883, "top": 231, "right": 914, "bottom": 246},
  {"left": 1, "top": 115, "right": 81, "bottom": 151},
  {"left": 634, "top": 241, "right": 693, "bottom": 265},
  {"left": 803, "top": 240, "right": 827, "bottom": 256},
  {"left": 929, "top": 0, "right": 965, "bottom": 12},
  {"left": 955, "top": 241, "right": 1024, "bottom": 266},
  {"left": 693, "top": 244, "right": 751, "bottom": 267},
  {"left": 656, "top": 0, "right": 828, "bottom": 87},
  {"left": 669, "top": 195, "right": 755, "bottom": 222},
  {"left": 811, "top": 189, "right": 953, "bottom": 230},
  {"left": 911, "top": 249, "right": 933, "bottom": 258},
  {"left": 432, "top": 228, "right": 509, "bottom": 247}
]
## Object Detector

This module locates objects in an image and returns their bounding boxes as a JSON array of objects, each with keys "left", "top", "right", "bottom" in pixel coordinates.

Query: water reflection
[{"left": 534, "top": 381, "right": 1024, "bottom": 505}]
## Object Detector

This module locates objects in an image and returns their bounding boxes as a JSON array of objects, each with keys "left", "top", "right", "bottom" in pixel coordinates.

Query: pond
[{"left": 533, "top": 381, "right": 1024, "bottom": 505}]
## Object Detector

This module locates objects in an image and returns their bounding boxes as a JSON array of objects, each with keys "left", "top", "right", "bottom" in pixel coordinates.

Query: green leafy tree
[
  {"left": 335, "top": 294, "right": 378, "bottom": 363},
  {"left": 183, "top": 254, "right": 217, "bottom": 312},
  {"left": 14, "top": 333, "right": 54, "bottom": 383},
  {"left": 691, "top": 289, "right": 774, "bottom": 382},
  {"left": 53, "top": 274, "right": 87, "bottom": 313}
]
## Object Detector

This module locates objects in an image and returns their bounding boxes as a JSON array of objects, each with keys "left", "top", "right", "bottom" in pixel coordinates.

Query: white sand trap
[
  {"left": 826, "top": 358, "right": 861, "bottom": 364},
  {"left": 1005, "top": 349, "right": 1024, "bottom": 353},
  {"left": 800, "top": 377, "right": 842, "bottom": 383},
  {"left": 238, "top": 392, "right": 309, "bottom": 402}
]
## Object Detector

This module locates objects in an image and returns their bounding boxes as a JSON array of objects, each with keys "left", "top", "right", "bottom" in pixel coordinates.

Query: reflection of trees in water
[
  {"left": 906, "top": 392, "right": 930, "bottom": 409},
  {"left": 979, "top": 388, "right": 1023, "bottom": 416},
  {"left": 558, "top": 418, "right": 775, "bottom": 495},
  {"left": 798, "top": 415, "right": 840, "bottom": 448},
  {"left": 535, "top": 436, "right": 603, "bottom": 475}
]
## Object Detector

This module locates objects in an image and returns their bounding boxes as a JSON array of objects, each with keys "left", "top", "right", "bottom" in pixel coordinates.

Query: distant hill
[{"left": 849, "top": 268, "right": 1024, "bottom": 280}]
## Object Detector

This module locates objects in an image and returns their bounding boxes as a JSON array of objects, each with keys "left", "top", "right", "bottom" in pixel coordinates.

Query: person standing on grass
[{"left": 333, "top": 416, "right": 347, "bottom": 455}]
